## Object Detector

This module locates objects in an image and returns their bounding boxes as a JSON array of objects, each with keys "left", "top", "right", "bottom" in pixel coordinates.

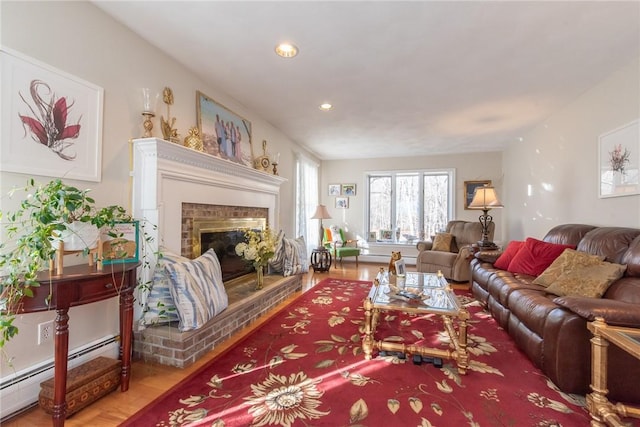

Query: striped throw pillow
[
  {"left": 165, "top": 249, "right": 229, "bottom": 331},
  {"left": 138, "top": 250, "right": 187, "bottom": 329}
]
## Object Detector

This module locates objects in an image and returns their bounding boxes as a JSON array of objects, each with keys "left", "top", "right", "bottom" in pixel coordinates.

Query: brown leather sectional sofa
[{"left": 470, "top": 224, "right": 640, "bottom": 403}]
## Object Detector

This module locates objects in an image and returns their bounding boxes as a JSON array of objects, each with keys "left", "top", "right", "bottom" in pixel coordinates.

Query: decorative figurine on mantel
[
  {"left": 161, "top": 86, "right": 179, "bottom": 143},
  {"left": 254, "top": 139, "right": 271, "bottom": 172},
  {"left": 184, "top": 127, "right": 203, "bottom": 152}
]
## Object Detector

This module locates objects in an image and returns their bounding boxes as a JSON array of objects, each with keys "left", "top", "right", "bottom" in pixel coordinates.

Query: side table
[
  {"left": 586, "top": 317, "right": 640, "bottom": 426},
  {"left": 310, "top": 248, "right": 332, "bottom": 272},
  {"left": 19, "top": 263, "right": 138, "bottom": 426}
]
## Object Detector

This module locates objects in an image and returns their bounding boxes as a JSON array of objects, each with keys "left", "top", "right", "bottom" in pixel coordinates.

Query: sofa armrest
[
  {"left": 554, "top": 296, "right": 640, "bottom": 328},
  {"left": 416, "top": 240, "right": 433, "bottom": 252},
  {"left": 474, "top": 249, "right": 502, "bottom": 264}
]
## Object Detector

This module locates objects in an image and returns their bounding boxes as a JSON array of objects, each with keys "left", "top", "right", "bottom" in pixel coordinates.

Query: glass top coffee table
[
  {"left": 362, "top": 271, "right": 470, "bottom": 374},
  {"left": 586, "top": 317, "right": 640, "bottom": 426}
]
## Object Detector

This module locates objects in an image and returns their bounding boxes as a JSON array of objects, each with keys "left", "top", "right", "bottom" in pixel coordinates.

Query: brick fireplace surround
[{"left": 130, "top": 138, "right": 300, "bottom": 367}]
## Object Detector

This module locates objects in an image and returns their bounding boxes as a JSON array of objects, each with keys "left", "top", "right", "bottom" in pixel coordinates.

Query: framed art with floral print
[
  {"left": 0, "top": 48, "right": 104, "bottom": 182},
  {"left": 598, "top": 119, "right": 639, "bottom": 198},
  {"left": 196, "top": 90, "right": 253, "bottom": 168}
]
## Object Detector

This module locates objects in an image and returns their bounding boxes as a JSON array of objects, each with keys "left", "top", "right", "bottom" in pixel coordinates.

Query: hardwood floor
[{"left": 4, "top": 261, "right": 386, "bottom": 427}]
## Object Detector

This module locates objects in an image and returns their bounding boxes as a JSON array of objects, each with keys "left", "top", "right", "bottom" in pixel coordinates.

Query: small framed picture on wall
[
  {"left": 464, "top": 180, "right": 492, "bottom": 209},
  {"left": 335, "top": 197, "right": 349, "bottom": 209},
  {"left": 342, "top": 184, "right": 356, "bottom": 196},
  {"left": 329, "top": 184, "right": 341, "bottom": 196}
]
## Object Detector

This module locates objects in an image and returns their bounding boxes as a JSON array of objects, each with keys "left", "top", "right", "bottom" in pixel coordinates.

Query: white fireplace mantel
[{"left": 131, "top": 137, "right": 286, "bottom": 313}]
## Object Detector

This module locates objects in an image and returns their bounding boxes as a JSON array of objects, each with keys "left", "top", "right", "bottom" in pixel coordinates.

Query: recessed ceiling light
[
  {"left": 319, "top": 103, "right": 333, "bottom": 111},
  {"left": 275, "top": 43, "right": 298, "bottom": 58}
]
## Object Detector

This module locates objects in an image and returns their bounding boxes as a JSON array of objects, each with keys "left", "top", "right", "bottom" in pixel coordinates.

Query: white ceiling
[{"left": 94, "top": 1, "right": 640, "bottom": 160}]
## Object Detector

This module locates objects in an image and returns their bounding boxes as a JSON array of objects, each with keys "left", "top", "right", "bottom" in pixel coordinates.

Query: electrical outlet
[{"left": 38, "top": 320, "right": 54, "bottom": 345}]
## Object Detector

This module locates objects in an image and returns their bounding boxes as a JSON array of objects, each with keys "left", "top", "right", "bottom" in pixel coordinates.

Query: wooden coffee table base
[
  {"left": 362, "top": 297, "right": 470, "bottom": 374},
  {"left": 586, "top": 317, "right": 640, "bottom": 427}
]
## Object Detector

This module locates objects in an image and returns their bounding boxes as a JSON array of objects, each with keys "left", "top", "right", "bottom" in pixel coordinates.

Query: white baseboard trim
[
  {"left": 0, "top": 335, "right": 119, "bottom": 421},
  {"left": 358, "top": 255, "right": 416, "bottom": 265}
]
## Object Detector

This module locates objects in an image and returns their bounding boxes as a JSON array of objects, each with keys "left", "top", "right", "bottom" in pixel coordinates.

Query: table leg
[
  {"left": 456, "top": 308, "right": 470, "bottom": 374},
  {"left": 120, "top": 285, "right": 134, "bottom": 392},
  {"left": 587, "top": 318, "right": 631, "bottom": 427},
  {"left": 52, "top": 308, "right": 69, "bottom": 427},
  {"left": 362, "top": 298, "right": 374, "bottom": 360}
]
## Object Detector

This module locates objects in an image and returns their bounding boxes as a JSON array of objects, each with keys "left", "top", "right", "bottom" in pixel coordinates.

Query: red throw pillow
[
  {"left": 507, "top": 237, "right": 576, "bottom": 276},
  {"left": 493, "top": 240, "right": 525, "bottom": 270}
]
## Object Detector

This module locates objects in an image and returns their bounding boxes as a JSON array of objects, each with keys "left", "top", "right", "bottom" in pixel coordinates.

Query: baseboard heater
[{"left": 0, "top": 335, "right": 119, "bottom": 422}]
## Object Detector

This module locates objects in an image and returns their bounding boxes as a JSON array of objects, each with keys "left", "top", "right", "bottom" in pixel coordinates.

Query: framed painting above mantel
[{"left": 196, "top": 91, "right": 253, "bottom": 168}]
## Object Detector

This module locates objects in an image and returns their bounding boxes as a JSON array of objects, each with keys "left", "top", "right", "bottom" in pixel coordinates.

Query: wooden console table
[
  {"left": 19, "top": 263, "right": 138, "bottom": 426},
  {"left": 587, "top": 317, "right": 640, "bottom": 426}
]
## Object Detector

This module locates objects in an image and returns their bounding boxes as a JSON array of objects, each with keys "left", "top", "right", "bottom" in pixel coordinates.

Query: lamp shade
[
  {"left": 311, "top": 204, "right": 332, "bottom": 220},
  {"left": 468, "top": 186, "right": 503, "bottom": 209}
]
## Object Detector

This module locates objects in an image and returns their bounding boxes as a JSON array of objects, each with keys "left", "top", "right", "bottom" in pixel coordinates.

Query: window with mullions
[{"left": 367, "top": 170, "right": 454, "bottom": 244}]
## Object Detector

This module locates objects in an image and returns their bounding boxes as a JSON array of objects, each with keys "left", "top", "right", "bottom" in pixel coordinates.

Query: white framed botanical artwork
[
  {"left": 598, "top": 119, "right": 639, "bottom": 198},
  {"left": 0, "top": 47, "right": 104, "bottom": 182}
]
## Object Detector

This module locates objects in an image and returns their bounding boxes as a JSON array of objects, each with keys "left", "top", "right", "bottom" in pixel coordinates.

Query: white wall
[
  {"left": 0, "top": 1, "right": 315, "bottom": 379},
  {"left": 321, "top": 152, "right": 505, "bottom": 257},
  {"left": 503, "top": 57, "right": 640, "bottom": 240}
]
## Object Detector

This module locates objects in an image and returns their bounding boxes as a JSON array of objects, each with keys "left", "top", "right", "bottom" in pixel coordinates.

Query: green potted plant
[{"left": 0, "top": 178, "right": 134, "bottom": 348}]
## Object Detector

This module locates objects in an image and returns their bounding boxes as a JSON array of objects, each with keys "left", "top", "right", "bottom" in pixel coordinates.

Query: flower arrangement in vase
[{"left": 235, "top": 228, "right": 276, "bottom": 290}]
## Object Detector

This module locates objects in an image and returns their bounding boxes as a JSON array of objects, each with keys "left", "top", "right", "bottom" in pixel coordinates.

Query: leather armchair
[{"left": 415, "top": 220, "right": 493, "bottom": 282}]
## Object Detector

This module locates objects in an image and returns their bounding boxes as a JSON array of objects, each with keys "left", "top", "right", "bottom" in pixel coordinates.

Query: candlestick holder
[
  {"left": 142, "top": 111, "right": 155, "bottom": 137},
  {"left": 271, "top": 152, "right": 280, "bottom": 175}
]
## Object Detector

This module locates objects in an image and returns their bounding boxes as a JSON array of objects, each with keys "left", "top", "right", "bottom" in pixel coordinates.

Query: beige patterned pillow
[
  {"left": 533, "top": 249, "right": 604, "bottom": 288},
  {"left": 546, "top": 262, "right": 627, "bottom": 298},
  {"left": 432, "top": 233, "right": 454, "bottom": 252}
]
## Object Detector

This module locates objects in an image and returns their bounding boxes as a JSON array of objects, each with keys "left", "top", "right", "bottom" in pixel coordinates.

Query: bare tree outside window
[{"left": 367, "top": 170, "right": 453, "bottom": 244}]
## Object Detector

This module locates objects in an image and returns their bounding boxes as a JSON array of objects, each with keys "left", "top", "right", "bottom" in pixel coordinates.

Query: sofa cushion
[
  {"left": 546, "top": 262, "right": 627, "bottom": 298},
  {"left": 554, "top": 296, "right": 640, "bottom": 327},
  {"left": 604, "top": 277, "right": 640, "bottom": 303},
  {"left": 576, "top": 227, "right": 640, "bottom": 264},
  {"left": 432, "top": 232, "right": 454, "bottom": 252},
  {"left": 166, "top": 249, "right": 228, "bottom": 332},
  {"left": 533, "top": 249, "right": 605, "bottom": 288},
  {"left": 494, "top": 240, "right": 524, "bottom": 270},
  {"left": 507, "top": 237, "right": 575, "bottom": 277}
]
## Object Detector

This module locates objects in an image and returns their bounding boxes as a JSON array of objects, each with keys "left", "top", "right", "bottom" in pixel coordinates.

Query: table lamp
[
  {"left": 311, "top": 204, "right": 332, "bottom": 249},
  {"left": 468, "top": 185, "right": 503, "bottom": 250}
]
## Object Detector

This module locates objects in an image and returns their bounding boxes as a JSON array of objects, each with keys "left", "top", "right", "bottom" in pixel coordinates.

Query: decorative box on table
[{"left": 39, "top": 356, "right": 121, "bottom": 416}]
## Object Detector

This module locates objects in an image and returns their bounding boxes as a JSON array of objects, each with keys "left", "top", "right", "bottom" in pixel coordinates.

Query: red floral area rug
[{"left": 121, "top": 278, "right": 628, "bottom": 427}]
